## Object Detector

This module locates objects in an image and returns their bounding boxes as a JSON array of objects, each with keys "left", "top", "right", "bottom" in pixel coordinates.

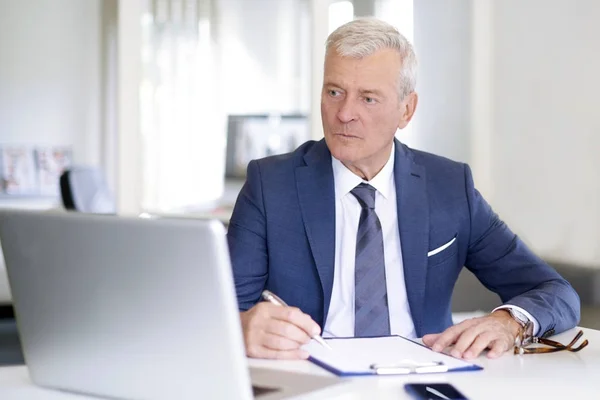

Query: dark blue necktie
[{"left": 351, "top": 183, "right": 391, "bottom": 337}]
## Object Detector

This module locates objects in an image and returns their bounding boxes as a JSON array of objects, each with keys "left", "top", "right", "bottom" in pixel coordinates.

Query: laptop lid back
[{"left": 0, "top": 211, "right": 252, "bottom": 400}]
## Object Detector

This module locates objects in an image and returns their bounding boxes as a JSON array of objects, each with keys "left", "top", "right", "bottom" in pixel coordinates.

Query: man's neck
[{"left": 341, "top": 145, "right": 393, "bottom": 181}]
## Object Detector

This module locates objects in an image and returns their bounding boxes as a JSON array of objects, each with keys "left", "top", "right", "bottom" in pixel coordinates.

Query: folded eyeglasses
[{"left": 514, "top": 321, "right": 588, "bottom": 355}]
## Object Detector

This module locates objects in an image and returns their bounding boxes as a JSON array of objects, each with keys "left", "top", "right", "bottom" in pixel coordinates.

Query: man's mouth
[{"left": 334, "top": 133, "right": 360, "bottom": 139}]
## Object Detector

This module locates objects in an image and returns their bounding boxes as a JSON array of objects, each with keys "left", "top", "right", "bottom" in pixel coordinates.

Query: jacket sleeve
[
  {"left": 462, "top": 164, "right": 580, "bottom": 336},
  {"left": 226, "top": 160, "right": 268, "bottom": 311}
]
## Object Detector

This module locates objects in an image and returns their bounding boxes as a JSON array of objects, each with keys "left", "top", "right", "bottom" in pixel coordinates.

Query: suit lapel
[
  {"left": 295, "top": 140, "right": 336, "bottom": 323},
  {"left": 394, "top": 139, "right": 429, "bottom": 336}
]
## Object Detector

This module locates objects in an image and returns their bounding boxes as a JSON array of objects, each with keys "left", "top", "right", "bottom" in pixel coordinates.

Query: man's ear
[{"left": 397, "top": 92, "right": 418, "bottom": 130}]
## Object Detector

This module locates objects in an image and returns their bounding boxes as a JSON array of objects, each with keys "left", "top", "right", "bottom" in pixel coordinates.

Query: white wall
[
  {"left": 486, "top": 0, "right": 600, "bottom": 267},
  {"left": 410, "top": 0, "right": 472, "bottom": 163},
  {"left": 414, "top": 0, "right": 600, "bottom": 267},
  {"left": 218, "top": 0, "right": 310, "bottom": 115},
  {"left": 0, "top": 0, "right": 103, "bottom": 166},
  {"left": 116, "top": 0, "right": 143, "bottom": 215},
  {"left": 0, "top": 0, "right": 103, "bottom": 303}
]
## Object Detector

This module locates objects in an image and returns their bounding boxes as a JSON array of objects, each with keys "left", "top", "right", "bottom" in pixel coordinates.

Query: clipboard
[{"left": 303, "top": 335, "right": 483, "bottom": 377}]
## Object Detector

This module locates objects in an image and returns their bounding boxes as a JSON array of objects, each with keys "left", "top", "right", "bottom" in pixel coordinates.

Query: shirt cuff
[{"left": 492, "top": 305, "right": 540, "bottom": 336}]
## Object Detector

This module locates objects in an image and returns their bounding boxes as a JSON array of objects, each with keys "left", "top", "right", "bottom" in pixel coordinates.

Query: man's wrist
[{"left": 492, "top": 309, "right": 522, "bottom": 338}]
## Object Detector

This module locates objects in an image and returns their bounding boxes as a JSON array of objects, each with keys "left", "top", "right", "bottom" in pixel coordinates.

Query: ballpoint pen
[{"left": 261, "top": 290, "right": 332, "bottom": 350}]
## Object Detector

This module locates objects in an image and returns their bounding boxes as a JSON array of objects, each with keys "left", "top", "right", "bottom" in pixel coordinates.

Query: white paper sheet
[{"left": 302, "top": 336, "right": 481, "bottom": 375}]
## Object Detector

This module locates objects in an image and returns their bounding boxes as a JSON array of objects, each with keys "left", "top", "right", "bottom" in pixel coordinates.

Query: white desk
[{"left": 1, "top": 327, "right": 599, "bottom": 399}]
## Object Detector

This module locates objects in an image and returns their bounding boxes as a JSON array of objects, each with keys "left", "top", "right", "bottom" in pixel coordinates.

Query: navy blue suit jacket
[{"left": 227, "top": 139, "right": 580, "bottom": 338}]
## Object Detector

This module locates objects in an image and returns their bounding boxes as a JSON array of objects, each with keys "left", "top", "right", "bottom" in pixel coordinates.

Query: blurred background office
[{"left": 1, "top": 0, "right": 599, "bottom": 362}]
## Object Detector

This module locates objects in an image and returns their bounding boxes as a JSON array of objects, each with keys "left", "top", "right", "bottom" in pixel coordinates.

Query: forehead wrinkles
[{"left": 324, "top": 52, "right": 400, "bottom": 94}]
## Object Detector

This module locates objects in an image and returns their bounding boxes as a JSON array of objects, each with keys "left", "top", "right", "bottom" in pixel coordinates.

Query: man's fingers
[
  {"left": 422, "top": 333, "right": 440, "bottom": 347},
  {"left": 242, "top": 303, "right": 321, "bottom": 359},
  {"left": 271, "top": 306, "right": 321, "bottom": 337},
  {"left": 247, "top": 344, "right": 309, "bottom": 360},
  {"left": 424, "top": 313, "right": 520, "bottom": 360},
  {"left": 487, "top": 338, "right": 510, "bottom": 359},
  {"left": 262, "top": 333, "right": 304, "bottom": 351},
  {"left": 430, "top": 319, "right": 476, "bottom": 352},
  {"left": 451, "top": 324, "right": 486, "bottom": 358},
  {"left": 265, "top": 319, "right": 312, "bottom": 345},
  {"left": 462, "top": 332, "right": 496, "bottom": 360},
  {"left": 274, "top": 348, "right": 310, "bottom": 360}
]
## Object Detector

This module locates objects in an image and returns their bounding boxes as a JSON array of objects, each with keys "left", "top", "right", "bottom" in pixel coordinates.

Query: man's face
[{"left": 321, "top": 48, "right": 416, "bottom": 172}]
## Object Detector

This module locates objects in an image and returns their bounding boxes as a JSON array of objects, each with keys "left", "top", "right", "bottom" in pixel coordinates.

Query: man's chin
[{"left": 328, "top": 146, "right": 361, "bottom": 164}]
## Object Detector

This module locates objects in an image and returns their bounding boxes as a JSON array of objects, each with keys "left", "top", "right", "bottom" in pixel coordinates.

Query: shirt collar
[{"left": 332, "top": 142, "right": 396, "bottom": 200}]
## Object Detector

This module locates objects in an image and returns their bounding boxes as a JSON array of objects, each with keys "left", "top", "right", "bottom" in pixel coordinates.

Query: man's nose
[{"left": 336, "top": 98, "right": 358, "bottom": 123}]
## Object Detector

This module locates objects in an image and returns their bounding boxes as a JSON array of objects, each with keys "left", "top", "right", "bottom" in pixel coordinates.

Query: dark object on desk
[
  {"left": 0, "top": 318, "right": 24, "bottom": 366},
  {"left": 405, "top": 383, "right": 468, "bottom": 400},
  {"left": 0, "top": 305, "right": 15, "bottom": 320},
  {"left": 252, "top": 385, "right": 280, "bottom": 397},
  {"left": 59, "top": 167, "right": 115, "bottom": 214}
]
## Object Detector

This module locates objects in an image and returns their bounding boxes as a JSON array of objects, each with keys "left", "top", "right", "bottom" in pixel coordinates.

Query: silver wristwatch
[{"left": 508, "top": 308, "right": 529, "bottom": 327}]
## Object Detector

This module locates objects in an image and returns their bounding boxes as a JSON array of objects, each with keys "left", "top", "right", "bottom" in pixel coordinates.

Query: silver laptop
[{"left": 0, "top": 210, "right": 339, "bottom": 400}]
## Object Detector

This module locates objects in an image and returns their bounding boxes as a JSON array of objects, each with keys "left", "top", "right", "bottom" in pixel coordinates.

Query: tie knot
[{"left": 350, "top": 183, "right": 376, "bottom": 210}]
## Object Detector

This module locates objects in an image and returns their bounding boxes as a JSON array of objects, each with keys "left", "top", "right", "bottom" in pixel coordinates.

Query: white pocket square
[{"left": 427, "top": 237, "right": 456, "bottom": 257}]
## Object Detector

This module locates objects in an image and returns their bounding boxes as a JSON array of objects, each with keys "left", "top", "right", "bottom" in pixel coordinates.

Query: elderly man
[{"left": 227, "top": 18, "right": 579, "bottom": 360}]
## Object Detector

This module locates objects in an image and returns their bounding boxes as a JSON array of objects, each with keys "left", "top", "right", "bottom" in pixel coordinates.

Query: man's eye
[
  {"left": 364, "top": 97, "right": 375, "bottom": 104},
  {"left": 329, "top": 90, "right": 340, "bottom": 97}
]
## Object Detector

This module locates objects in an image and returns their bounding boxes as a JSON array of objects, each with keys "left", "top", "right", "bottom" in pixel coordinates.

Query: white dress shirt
[
  {"left": 322, "top": 143, "right": 540, "bottom": 338},
  {"left": 323, "top": 144, "right": 417, "bottom": 339}
]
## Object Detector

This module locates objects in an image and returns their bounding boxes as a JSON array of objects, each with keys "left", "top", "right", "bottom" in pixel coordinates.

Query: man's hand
[
  {"left": 240, "top": 302, "right": 322, "bottom": 360},
  {"left": 422, "top": 310, "right": 521, "bottom": 360}
]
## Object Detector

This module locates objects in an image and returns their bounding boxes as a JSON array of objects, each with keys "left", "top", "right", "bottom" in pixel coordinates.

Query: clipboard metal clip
[{"left": 369, "top": 360, "right": 448, "bottom": 375}]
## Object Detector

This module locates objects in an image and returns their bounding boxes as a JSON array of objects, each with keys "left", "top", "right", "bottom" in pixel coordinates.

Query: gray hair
[{"left": 325, "top": 18, "right": 417, "bottom": 100}]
